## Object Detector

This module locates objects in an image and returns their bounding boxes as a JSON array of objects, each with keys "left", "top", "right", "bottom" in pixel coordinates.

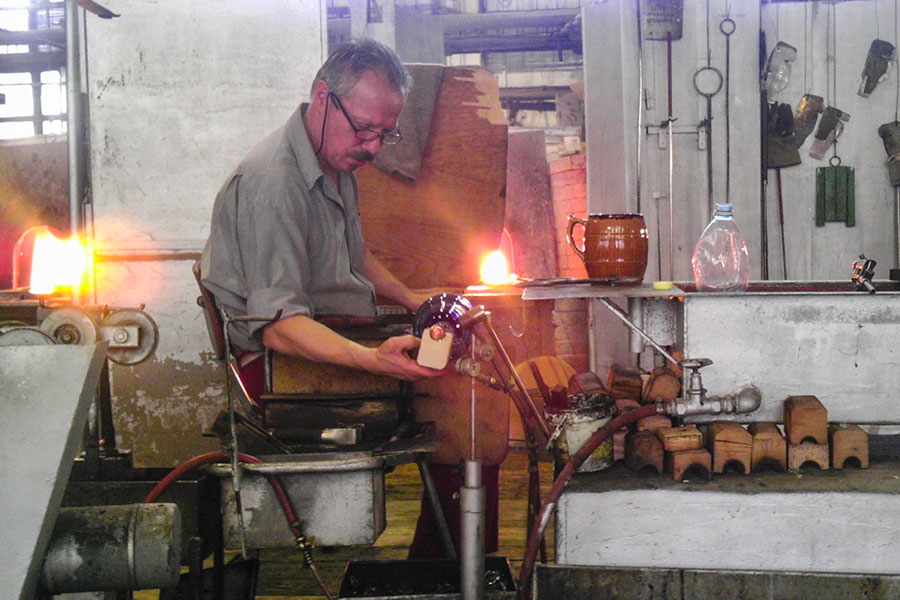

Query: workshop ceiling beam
[{"left": 329, "top": 8, "right": 581, "bottom": 54}]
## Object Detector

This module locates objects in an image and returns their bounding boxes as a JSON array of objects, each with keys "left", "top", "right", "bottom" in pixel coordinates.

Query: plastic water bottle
[{"left": 691, "top": 203, "right": 750, "bottom": 291}]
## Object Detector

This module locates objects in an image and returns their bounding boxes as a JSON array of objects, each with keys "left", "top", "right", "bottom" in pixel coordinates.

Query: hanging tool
[
  {"left": 858, "top": 39, "right": 896, "bottom": 98},
  {"left": 759, "top": 30, "right": 769, "bottom": 279},
  {"left": 721, "top": 17, "right": 735, "bottom": 207},
  {"left": 775, "top": 168, "right": 788, "bottom": 279},
  {"left": 693, "top": 66, "right": 723, "bottom": 217},
  {"left": 641, "top": 0, "right": 683, "bottom": 280},
  {"left": 810, "top": 106, "right": 850, "bottom": 160},
  {"left": 816, "top": 155, "right": 855, "bottom": 227},
  {"left": 794, "top": 94, "right": 824, "bottom": 148},
  {"left": 636, "top": 0, "right": 645, "bottom": 214},
  {"left": 876, "top": 121, "right": 900, "bottom": 280},
  {"left": 763, "top": 41, "right": 798, "bottom": 101},
  {"left": 666, "top": 31, "right": 675, "bottom": 281}
]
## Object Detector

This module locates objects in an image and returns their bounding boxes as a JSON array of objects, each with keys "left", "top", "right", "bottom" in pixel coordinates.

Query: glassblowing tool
[{"left": 858, "top": 39, "right": 896, "bottom": 98}]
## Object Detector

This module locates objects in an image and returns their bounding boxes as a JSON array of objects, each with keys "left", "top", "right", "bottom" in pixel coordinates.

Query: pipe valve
[{"left": 667, "top": 357, "right": 761, "bottom": 417}]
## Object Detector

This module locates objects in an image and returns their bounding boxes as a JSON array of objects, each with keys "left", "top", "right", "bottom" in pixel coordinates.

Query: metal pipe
[
  {"left": 597, "top": 297, "right": 679, "bottom": 368},
  {"left": 65, "top": 0, "right": 83, "bottom": 238},
  {"left": 460, "top": 459, "right": 485, "bottom": 600},
  {"left": 417, "top": 457, "right": 457, "bottom": 559},
  {"left": 667, "top": 385, "right": 762, "bottom": 418},
  {"left": 41, "top": 504, "right": 181, "bottom": 593},
  {"left": 461, "top": 307, "right": 551, "bottom": 440}
]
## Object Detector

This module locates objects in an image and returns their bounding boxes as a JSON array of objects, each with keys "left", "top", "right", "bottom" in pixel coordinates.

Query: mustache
[{"left": 350, "top": 149, "right": 375, "bottom": 163}]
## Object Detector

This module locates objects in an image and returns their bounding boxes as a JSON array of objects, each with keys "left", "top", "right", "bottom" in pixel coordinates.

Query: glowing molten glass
[
  {"left": 14, "top": 226, "right": 89, "bottom": 295},
  {"left": 480, "top": 250, "right": 517, "bottom": 286}
]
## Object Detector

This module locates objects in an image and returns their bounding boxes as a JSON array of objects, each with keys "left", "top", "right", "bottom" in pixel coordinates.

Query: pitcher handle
[{"left": 566, "top": 214, "right": 587, "bottom": 261}]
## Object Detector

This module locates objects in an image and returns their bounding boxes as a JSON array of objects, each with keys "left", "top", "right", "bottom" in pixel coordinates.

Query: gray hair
[{"left": 311, "top": 38, "right": 410, "bottom": 99}]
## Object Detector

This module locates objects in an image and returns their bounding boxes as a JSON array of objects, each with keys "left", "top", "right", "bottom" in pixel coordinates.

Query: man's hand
[{"left": 365, "top": 334, "right": 450, "bottom": 381}]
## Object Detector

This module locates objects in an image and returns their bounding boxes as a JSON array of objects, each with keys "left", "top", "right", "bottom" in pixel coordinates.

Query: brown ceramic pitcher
[{"left": 566, "top": 213, "right": 649, "bottom": 285}]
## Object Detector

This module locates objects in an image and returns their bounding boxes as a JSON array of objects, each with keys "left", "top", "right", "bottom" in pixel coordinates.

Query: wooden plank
[
  {"left": 357, "top": 66, "right": 508, "bottom": 290},
  {"left": 505, "top": 129, "right": 556, "bottom": 279}
]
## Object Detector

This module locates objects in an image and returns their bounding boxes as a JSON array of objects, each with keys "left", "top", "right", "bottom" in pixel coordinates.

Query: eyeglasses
[{"left": 329, "top": 92, "right": 402, "bottom": 146}]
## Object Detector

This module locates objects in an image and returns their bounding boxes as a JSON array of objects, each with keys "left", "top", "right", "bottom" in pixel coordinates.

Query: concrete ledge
[
  {"left": 556, "top": 460, "right": 900, "bottom": 575},
  {"left": 536, "top": 564, "right": 900, "bottom": 600}
]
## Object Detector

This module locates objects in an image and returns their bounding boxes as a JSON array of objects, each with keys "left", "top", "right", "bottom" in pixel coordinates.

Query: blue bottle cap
[{"left": 715, "top": 203, "right": 733, "bottom": 212}]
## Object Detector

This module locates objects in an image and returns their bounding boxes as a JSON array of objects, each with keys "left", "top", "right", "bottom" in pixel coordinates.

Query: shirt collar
[{"left": 289, "top": 103, "right": 350, "bottom": 207}]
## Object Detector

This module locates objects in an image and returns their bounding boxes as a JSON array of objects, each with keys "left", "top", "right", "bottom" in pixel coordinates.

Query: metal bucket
[
  {"left": 547, "top": 395, "right": 616, "bottom": 473},
  {"left": 209, "top": 452, "right": 386, "bottom": 548}
]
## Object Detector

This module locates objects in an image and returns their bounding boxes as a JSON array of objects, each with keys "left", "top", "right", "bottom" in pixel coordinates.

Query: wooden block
[
  {"left": 625, "top": 430, "right": 663, "bottom": 475},
  {"left": 568, "top": 371, "right": 608, "bottom": 395},
  {"left": 788, "top": 441, "right": 830, "bottom": 471},
  {"left": 613, "top": 429, "right": 627, "bottom": 462},
  {"left": 784, "top": 395, "right": 828, "bottom": 445},
  {"left": 707, "top": 421, "right": 752, "bottom": 474},
  {"left": 635, "top": 414, "right": 671, "bottom": 433},
  {"left": 829, "top": 424, "right": 869, "bottom": 469},
  {"left": 655, "top": 425, "right": 703, "bottom": 452},
  {"left": 606, "top": 364, "right": 643, "bottom": 400},
  {"left": 642, "top": 367, "right": 681, "bottom": 404},
  {"left": 666, "top": 448, "right": 712, "bottom": 481},
  {"left": 747, "top": 422, "right": 787, "bottom": 472}
]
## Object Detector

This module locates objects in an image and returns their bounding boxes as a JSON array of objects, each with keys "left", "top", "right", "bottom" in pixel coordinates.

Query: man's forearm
[{"left": 262, "top": 314, "right": 370, "bottom": 368}]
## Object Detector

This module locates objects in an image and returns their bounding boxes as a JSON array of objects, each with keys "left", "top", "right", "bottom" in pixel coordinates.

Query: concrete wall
[
  {"left": 84, "top": 1, "right": 326, "bottom": 466},
  {"left": 582, "top": 0, "right": 900, "bottom": 374}
]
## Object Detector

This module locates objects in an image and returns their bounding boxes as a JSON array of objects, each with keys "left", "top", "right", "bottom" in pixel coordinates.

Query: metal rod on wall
[{"left": 65, "top": 0, "right": 84, "bottom": 239}]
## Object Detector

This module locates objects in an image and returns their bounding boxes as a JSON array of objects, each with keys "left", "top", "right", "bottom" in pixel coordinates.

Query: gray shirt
[{"left": 201, "top": 104, "right": 377, "bottom": 354}]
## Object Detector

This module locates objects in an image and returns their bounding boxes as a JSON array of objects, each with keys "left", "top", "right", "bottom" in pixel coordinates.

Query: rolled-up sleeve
[{"left": 237, "top": 170, "right": 316, "bottom": 340}]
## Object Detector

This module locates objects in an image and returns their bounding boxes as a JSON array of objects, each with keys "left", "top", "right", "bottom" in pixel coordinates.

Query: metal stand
[{"left": 460, "top": 459, "right": 485, "bottom": 600}]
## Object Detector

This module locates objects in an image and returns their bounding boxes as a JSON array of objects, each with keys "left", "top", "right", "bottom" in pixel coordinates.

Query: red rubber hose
[
  {"left": 142, "top": 450, "right": 334, "bottom": 599},
  {"left": 516, "top": 403, "right": 665, "bottom": 600}
]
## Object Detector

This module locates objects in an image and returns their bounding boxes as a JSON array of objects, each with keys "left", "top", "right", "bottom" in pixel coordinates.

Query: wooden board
[
  {"left": 505, "top": 129, "right": 556, "bottom": 279},
  {"left": 357, "top": 66, "right": 508, "bottom": 290}
]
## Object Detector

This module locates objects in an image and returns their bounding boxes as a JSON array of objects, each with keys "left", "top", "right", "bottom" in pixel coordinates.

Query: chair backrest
[{"left": 192, "top": 260, "right": 227, "bottom": 361}]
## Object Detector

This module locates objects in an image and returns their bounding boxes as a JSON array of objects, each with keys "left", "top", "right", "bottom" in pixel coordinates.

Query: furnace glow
[
  {"left": 480, "top": 250, "right": 517, "bottom": 285},
  {"left": 26, "top": 228, "right": 89, "bottom": 295}
]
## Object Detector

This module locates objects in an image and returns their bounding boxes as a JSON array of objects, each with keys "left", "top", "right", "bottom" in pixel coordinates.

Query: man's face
[{"left": 316, "top": 70, "right": 404, "bottom": 174}]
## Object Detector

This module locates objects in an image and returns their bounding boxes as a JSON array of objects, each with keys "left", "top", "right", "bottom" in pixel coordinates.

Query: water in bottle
[{"left": 691, "top": 203, "right": 750, "bottom": 291}]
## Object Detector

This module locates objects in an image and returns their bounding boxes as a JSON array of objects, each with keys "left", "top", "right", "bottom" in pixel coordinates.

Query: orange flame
[
  {"left": 480, "top": 249, "right": 518, "bottom": 285},
  {"left": 14, "top": 226, "right": 90, "bottom": 295}
]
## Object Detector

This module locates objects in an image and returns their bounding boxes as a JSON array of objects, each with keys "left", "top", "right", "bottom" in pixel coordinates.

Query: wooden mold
[
  {"left": 606, "top": 363, "right": 644, "bottom": 400},
  {"left": 625, "top": 430, "right": 664, "bottom": 475},
  {"left": 747, "top": 422, "right": 787, "bottom": 472},
  {"left": 635, "top": 414, "right": 671, "bottom": 433},
  {"left": 666, "top": 448, "right": 712, "bottom": 481},
  {"left": 788, "top": 441, "right": 830, "bottom": 471},
  {"left": 642, "top": 367, "right": 681, "bottom": 404},
  {"left": 829, "top": 424, "right": 869, "bottom": 469},
  {"left": 655, "top": 424, "right": 703, "bottom": 452},
  {"left": 784, "top": 395, "right": 828, "bottom": 445},
  {"left": 707, "top": 421, "right": 752, "bottom": 474}
]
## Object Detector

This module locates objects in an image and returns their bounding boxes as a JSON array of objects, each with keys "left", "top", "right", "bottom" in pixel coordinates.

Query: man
[
  {"left": 201, "top": 39, "right": 442, "bottom": 388},
  {"left": 201, "top": 39, "right": 498, "bottom": 561}
]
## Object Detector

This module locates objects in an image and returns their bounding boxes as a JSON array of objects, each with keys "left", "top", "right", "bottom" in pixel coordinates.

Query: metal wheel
[
  {"left": 100, "top": 309, "right": 159, "bottom": 365},
  {"left": 39, "top": 308, "right": 99, "bottom": 345},
  {"left": 0, "top": 326, "right": 57, "bottom": 346}
]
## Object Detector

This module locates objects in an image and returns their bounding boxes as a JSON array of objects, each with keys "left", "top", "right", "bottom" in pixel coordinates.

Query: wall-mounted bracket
[{"left": 646, "top": 123, "right": 706, "bottom": 150}]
